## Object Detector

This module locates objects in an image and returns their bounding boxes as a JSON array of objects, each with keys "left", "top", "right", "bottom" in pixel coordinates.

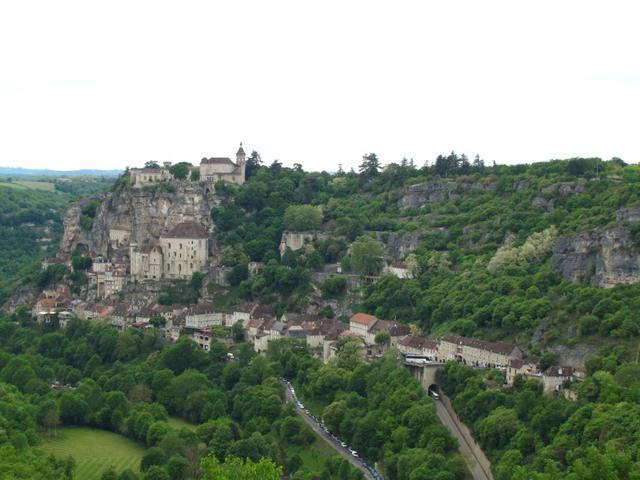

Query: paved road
[
  {"left": 435, "top": 397, "right": 493, "bottom": 480},
  {"left": 283, "top": 383, "right": 377, "bottom": 480}
]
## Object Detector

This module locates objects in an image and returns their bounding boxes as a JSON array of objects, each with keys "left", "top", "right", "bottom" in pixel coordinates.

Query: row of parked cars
[{"left": 281, "top": 378, "right": 384, "bottom": 480}]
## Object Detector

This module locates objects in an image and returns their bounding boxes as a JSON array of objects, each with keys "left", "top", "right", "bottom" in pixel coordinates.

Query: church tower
[{"left": 236, "top": 142, "right": 246, "bottom": 184}]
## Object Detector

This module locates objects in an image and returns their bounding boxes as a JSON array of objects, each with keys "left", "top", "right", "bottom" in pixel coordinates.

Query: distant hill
[{"left": 0, "top": 166, "right": 122, "bottom": 177}]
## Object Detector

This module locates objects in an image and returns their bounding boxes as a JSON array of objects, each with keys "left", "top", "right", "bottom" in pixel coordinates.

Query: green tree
[
  {"left": 350, "top": 236, "right": 384, "bottom": 275},
  {"left": 359, "top": 153, "right": 381, "bottom": 179},
  {"left": 200, "top": 455, "right": 282, "bottom": 480},
  {"left": 283, "top": 205, "right": 323, "bottom": 231},
  {"left": 374, "top": 330, "right": 391, "bottom": 346},
  {"left": 169, "top": 162, "right": 191, "bottom": 180}
]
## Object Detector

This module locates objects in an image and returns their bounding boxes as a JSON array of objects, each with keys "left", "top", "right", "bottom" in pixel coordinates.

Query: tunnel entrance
[{"left": 428, "top": 384, "right": 440, "bottom": 400}]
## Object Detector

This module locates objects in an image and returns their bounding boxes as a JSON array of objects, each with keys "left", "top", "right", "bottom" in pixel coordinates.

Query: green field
[
  {"left": 15, "top": 180, "right": 56, "bottom": 191},
  {"left": 0, "top": 180, "right": 56, "bottom": 191},
  {"left": 167, "top": 415, "right": 198, "bottom": 431},
  {"left": 38, "top": 427, "right": 145, "bottom": 480}
]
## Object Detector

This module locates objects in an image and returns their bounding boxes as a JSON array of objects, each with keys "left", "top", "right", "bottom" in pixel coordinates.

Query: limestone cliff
[
  {"left": 399, "top": 180, "right": 496, "bottom": 209},
  {"left": 59, "top": 182, "right": 218, "bottom": 256},
  {"left": 552, "top": 227, "right": 640, "bottom": 288}
]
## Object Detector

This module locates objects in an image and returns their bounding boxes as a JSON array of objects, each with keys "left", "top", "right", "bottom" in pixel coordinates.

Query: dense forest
[
  {"left": 0, "top": 313, "right": 421, "bottom": 479},
  {"left": 437, "top": 359, "right": 640, "bottom": 480}
]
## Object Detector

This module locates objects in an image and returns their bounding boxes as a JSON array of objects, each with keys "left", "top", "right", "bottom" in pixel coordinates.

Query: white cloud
[{"left": 0, "top": 0, "right": 638, "bottom": 171}]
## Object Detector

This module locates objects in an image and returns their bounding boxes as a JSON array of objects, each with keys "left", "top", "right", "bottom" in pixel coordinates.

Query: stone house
[
  {"left": 383, "top": 260, "right": 413, "bottom": 279},
  {"left": 541, "top": 366, "right": 575, "bottom": 395},
  {"left": 365, "top": 319, "right": 411, "bottom": 346},
  {"left": 108, "top": 304, "right": 130, "bottom": 330},
  {"left": 305, "top": 319, "right": 348, "bottom": 349},
  {"left": 439, "top": 333, "right": 522, "bottom": 367},
  {"left": 349, "top": 313, "right": 377, "bottom": 340},
  {"left": 506, "top": 356, "right": 540, "bottom": 385},
  {"left": 130, "top": 167, "right": 172, "bottom": 187},
  {"left": 185, "top": 304, "right": 217, "bottom": 329},
  {"left": 245, "top": 318, "right": 266, "bottom": 343},
  {"left": 192, "top": 328, "right": 212, "bottom": 352}
]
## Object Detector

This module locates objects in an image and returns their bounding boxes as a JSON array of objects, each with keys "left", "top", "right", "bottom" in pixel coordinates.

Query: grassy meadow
[{"left": 38, "top": 427, "right": 145, "bottom": 480}]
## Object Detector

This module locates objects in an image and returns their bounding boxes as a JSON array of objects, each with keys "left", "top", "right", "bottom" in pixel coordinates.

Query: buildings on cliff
[
  {"left": 129, "top": 221, "right": 209, "bottom": 281},
  {"left": 130, "top": 144, "right": 246, "bottom": 187}
]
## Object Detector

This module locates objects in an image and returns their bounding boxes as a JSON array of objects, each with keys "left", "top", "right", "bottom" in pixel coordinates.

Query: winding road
[{"left": 282, "top": 381, "right": 378, "bottom": 480}]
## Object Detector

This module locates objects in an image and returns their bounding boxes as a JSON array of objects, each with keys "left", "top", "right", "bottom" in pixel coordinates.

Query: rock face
[
  {"left": 552, "top": 227, "right": 640, "bottom": 288},
  {"left": 400, "top": 180, "right": 495, "bottom": 209},
  {"left": 617, "top": 207, "right": 640, "bottom": 223},
  {"left": 60, "top": 183, "right": 218, "bottom": 256}
]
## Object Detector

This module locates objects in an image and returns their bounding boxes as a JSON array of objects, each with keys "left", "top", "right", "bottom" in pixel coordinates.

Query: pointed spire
[{"left": 236, "top": 142, "right": 245, "bottom": 156}]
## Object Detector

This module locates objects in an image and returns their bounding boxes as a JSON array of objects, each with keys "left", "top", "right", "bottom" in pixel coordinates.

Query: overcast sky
[{"left": 0, "top": 1, "right": 638, "bottom": 172}]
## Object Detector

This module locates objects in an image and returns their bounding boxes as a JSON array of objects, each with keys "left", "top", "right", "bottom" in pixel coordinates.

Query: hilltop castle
[{"left": 130, "top": 144, "right": 246, "bottom": 187}]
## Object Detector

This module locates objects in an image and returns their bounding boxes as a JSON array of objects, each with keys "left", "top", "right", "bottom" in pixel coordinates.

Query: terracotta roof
[
  {"left": 140, "top": 244, "right": 162, "bottom": 254},
  {"left": 441, "top": 333, "right": 517, "bottom": 356},
  {"left": 351, "top": 313, "right": 377, "bottom": 325},
  {"left": 163, "top": 222, "right": 209, "bottom": 239},
  {"left": 201, "top": 157, "right": 235, "bottom": 165},
  {"left": 391, "top": 260, "right": 407, "bottom": 269}
]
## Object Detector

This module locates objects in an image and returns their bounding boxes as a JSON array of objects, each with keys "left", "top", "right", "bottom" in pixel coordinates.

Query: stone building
[
  {"left": 185, "top": 304, "right": 218, "bottom": 329},
  {"left": 129, "top": 245, "right": 163, "bottom": 281},
  {"left": 279, "top": 231, "right": 323, "bottom": 257},
  {"left": 397, "top": 335, "right": 439, "bottom": 359},
  {"left": 130, "top": 167, "right": 171, "bottom": 187},
  {"left": 199, "top": 144, "right": 246, "bottom": 185},
  {"left": 506, "top": 356, "right": 540, "bottom": 385},
  {"left": 159, "top": 222, "right": 209, "bottom": 279},
  {"left": 349, "top": 313, "right": 377, "bottom": 340},
  {"left": 383, "top": 260, "right": 413, "bottom": 279},
  {"left": 129, "top": 221, "right": 209, "bottom": 281},
  {"left": 130, "top": 144, "right": 246, "bottom": 188},
  {"left": 439, "top": 333, "right": 522, "bottom": 367},
  {"left": 541, "top": 366, "right": 575, "bottom": 395}
]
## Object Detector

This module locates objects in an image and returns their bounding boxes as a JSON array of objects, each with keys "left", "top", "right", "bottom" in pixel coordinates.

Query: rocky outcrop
[
  {"left": 60, "top": 183, "right": 218, "bottom": 256},
  {"left": 400, "top": 180, "right": 496, "bottom": 209},
  {"left": 552, "top": 227, "right": 640, "bottom": 288},
  {"left": 617, "top": 207, "right": 640, "bottom": 223},
  {"left": 541, "top": 182, "right": 586, "bottom": 197}
]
